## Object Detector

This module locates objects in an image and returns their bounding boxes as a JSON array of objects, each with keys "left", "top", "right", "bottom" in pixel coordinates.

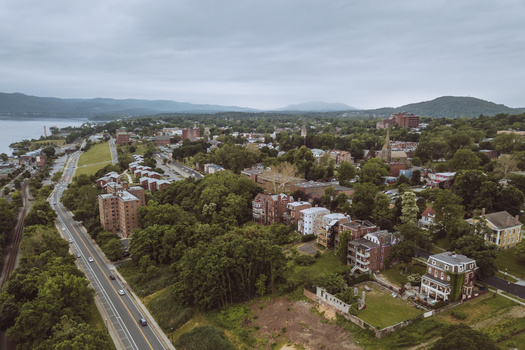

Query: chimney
[
  {"left": 515, "top": 215, "right": 519, "bottom": 225},
  {"left": 507, "top": 217, "right": 511, "bottom": 227},
  {"left": 482, "top": 208, "right": 485, "bottom": 216}
]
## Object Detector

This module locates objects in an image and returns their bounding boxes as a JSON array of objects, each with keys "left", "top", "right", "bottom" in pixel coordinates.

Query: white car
[
  {"left": 118, "top": 289, "right": 125, "bottom": 296},
  {"left": 88, "top": 257, "right": 94, "bottom": 263}
]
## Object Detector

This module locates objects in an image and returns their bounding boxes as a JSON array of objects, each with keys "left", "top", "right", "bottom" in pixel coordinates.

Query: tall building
[
  {"left": 252, "top": 193, "right": 289, "bottom": 225},
  {"left": 317, "top": 213, "right": 351, "bottom": 249},
  {"left": 115, "top": 128, "right": 131, "bottom": 145},
  {"left": 297, "top": 206, "right": 330, "bottom": 236},
  {"left": 181, "top": 127, "right": 200, "bottom": 140},
  {"left": 98, "top": 186, "right": 145, "bottom": 237},
  {"left": 347, "top": 230, "right": 396, "bottom": 273},
  {"left": 376, "top": 112, "right": 420, "bottom": 129}
]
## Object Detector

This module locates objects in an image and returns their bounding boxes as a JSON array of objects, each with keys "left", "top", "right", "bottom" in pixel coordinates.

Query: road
[
  {"left": 109, "top": 138, "right": 118, "bottom": 165},
  {"left": 50, "top": 151, "right": 170, "bottom": 350}
]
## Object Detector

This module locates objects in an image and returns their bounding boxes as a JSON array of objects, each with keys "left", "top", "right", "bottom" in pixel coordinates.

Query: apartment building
[
  {"left": 98, "top": 186, "right": 145, "bottom": 237},
  {"left": 115, "top": 128, "right": 131, "bottom": 145},
  {"left": 420, "top": 252, "right": 477, "bottom": 302},
  {"left": 297, "top": 206, "right": 330, "bottom": 236},
  {"left": 252, "top": 193, "right": 289, "bottom": 225},
  {"left": 317, "top": 213, "right": 351, "bottom": 249},
  {"left": 347, "top": 230, "right": 395, "bottom": 273},
  {"left": 282, "top": 199, "right": 311, "bottom": 226},
  {"left": 339, "top": 220, "right": 378, "bottom": 240}
]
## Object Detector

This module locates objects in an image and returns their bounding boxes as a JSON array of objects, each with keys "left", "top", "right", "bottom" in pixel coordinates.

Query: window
[
  {"left": 428, "top": 267, "right": 431, "bottom": 273},
  {"left": 441, "top": 272, "right": 444, "bottom": 279},
  {"left": 434, "top": 270, "right": 438, "bottom": 278},
  {"left": 445, "top": 265, "right": 449, "bottom": 270}
]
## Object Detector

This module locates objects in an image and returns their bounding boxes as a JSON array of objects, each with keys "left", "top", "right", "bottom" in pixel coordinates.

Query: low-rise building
[
  {"left": 339, "top": 220, "right": 378, "bottom": 240},
  {"left": 297, "top": 206, "right": 330, "bottom": 236},
  {"left": 419, "top": 206, "right": 435, "bottom": 229},
  {"left": 420, "top": 252, "right": 477, "bottom": 302},
  {"left": 347, "top": 230, "right": 396, "bottom": 273},
  {"left": 317, "top": 213, "right": 351, "bottom": 249},
  {"left": 252, "top": 193, "right": 289, "bottom": 225},
  {"left": 467, "top": 210, "right": 522, "bottom": 249},
  {"left": 282, "top": 199, "right": 311, "bottom": 226}
]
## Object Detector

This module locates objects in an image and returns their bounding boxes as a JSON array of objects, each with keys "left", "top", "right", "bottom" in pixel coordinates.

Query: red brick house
[
  {"left": 347, "top": 230, "right": 396, "bottom": 273},
  {"left": 252, "top": 193, "right": 289, "bottom": 225}
]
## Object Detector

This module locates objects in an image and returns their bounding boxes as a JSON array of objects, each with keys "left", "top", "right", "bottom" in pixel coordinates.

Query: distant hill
[
  {"left": 0, "top": 92, "right": 258, "bottom": 119},
  {"left": 278, "top": 101, "right": 357, "bottom": 112},
  {"left": 362, "top": 96, "right": 525, "bottom": 118}
]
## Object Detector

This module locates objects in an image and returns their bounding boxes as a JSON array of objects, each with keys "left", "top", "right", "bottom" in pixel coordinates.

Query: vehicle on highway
[
  {"left": 88, "top": 257, "right": 94, "bottom": 263},
  {"left": 109, "top": 275, "right": 116, "bottom": 280},
  {"left": 118, "top": 289, "right": 125, "bottom": 296},
  {"left": 53, "top": 202, "right": 56, "bottom": 205},
  {"left": 62, "top": 227, "right": 66, "bottom": 231},
  {"left": 76, "top": 253, "right": 81, "bottom": 258},
  {"left": 68, "top": 238, "right": 73, "bottom": 243},
  {"left": 139, "top": 318, "right": 147, "bottom": 326}
]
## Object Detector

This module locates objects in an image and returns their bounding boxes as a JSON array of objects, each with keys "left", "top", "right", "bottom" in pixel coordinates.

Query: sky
[{"left": 1, "top": 0, "right": 524, "bottom": 110}]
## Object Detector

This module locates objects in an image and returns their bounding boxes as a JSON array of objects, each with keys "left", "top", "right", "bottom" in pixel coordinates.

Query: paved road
[
  {"left": 109, "top": 138, "right": 118, "bottom": 165},
  {"left": 50, "top": 152, "right": 170, "bottom": 350},
  {"left": 169, "top": 160, "right": 203, "bottom": 179},
  {"left": 481, "top": 276, "right": 525, "bottom": 299}
]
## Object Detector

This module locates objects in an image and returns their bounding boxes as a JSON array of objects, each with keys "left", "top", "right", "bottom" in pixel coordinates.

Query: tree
[
  {"left": 448, "top": 149, "right": 480, "bottom": 171},
  {"left": 514, "top": 241, "right": 525, "bottom": 261},
  {"left": 336, "top": 231, "right": 352, "bottom": 264},
  {"left": 175, "top": 326, "right": 236, "bottom": 350},
  {"left": 451, "top": 234, "right": 498, "bottom": 278},
  {"left": 389, "top": 223, "right": 431, "bottom": 272},
  {"left": 396, "top": 174, "right": 411, "bottom": 187},
  {"left": 400, "top": 191, "right": 418, "bottom": 225},
  {"left": 372, "top": 193, "right": 392, "bottom": 223},
  {"left": 0, "top": 153, "right": 8, "bottom": 162},
  {"left": 410, "top": 169, "right": 421, "bottom": 185},
  {"left": 359, "top": 158, "right": 389, "bottom": 185},
  {"left": 494, "top": 154, "right": 518, "bottom": 179},
  {"left": 261, "top": 162, "right": 299, "bottom": 193},
  {"left": 388, "top": 240, "right": 416, "bottom": 272},
  {"left": 336, "top": 161, "right": 356, "bottom": 186},
  {"left": 431, "top": 324, "right": 498, "bottom": 350},
  {"left": 351, "top": 183, "right": 378, "bottom": 220},
  {"left": 430, "top": 189, "right": 466, "bottom": 240},
  {"left": 496, "top": 185, "right": 524, "bottom": 216}
]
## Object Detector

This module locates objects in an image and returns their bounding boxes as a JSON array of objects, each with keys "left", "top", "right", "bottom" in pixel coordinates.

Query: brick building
[
  {"left": 98, "top": 186, "right": 145, "bottom": 237},
  {"left": 154, "top": 131, "right": 171, "bottom": 146},
  {"left": 420, "top": 252, "right": 478, "bottom": 302},
  {"left": 181, "top": 127, "right": 200, "bottom": 140},
  {"left": 376, "top": 112, "right": 420, "bottom": 129},
  {"left": 115, "top": 128, "right": 131, "bottom": 145},
  {"left": 297, "top": 206, "right": 330, "bottom": 236},
  {"left": 282, "top": 199, "right": 312, "bottom": 226},
  {"left": 339, "top": 220, "right": 378, "bottom": 240},
  {"left": 317, "top": 213, "right": 351, "bottom": 249},
  {"left": 347, "top": 230, "right": 396, "bottom": 273},
  {"left": 252, "top": 193, "right": 289, "bottom": 225}
]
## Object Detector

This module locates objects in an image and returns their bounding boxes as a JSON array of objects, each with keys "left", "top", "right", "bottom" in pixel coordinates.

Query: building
[
  {"left": 252, "top": 193, "right": 289, "bottom": 225},
  {"left": 115, "top": 128, "right": 131, "bottom": 145},
  {"left": 96, "top": 172, "right": 121, "bottom": 188},
  {"left": 420, "top": 252, "right": 478, "bottom": 302},
  {"left": 297, "top": 206, "right": 330, "bottom": 236},
  {"left": 181, "top": 127, "right": 200, "bottom": 140},
  {"left": 339, "top": 220, "right": 378, "bottom": 240},
  {"left": 289, "top": 180, "right": 353, "bottom": 199},
  {"left": 203, "top": 163, "right": 225, "bottom": 174},
  {"left": 329, "top": 150, "right": 353, "bottom": 164},
  {"left": 376, "top": 112, "right": 420, "bottom": 129},
  {"left": 154, "top": 131, "right": 171, "bottom": 146},
  {"left": 467, "top": 210, "right": 522, "bottom": 249},
  {"left": 98, "top": 186, "right": 145, "bottom": 237},
  {"left": 347, "top": 230, "right": 396, "bottom": 273},
  {"left": 282, "top": 199, "right": 312, "bottom": 226},
  {"left": 419, "top": 206, "right": 435, "bottom": 229},
  {"left": 317, "top": 213, "right": 351, "bottom": 249}
]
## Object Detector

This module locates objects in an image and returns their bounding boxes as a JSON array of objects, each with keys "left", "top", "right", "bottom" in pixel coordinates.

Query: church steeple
[{"left": 381, "top": 128, "right": 392, "bottom": 163}]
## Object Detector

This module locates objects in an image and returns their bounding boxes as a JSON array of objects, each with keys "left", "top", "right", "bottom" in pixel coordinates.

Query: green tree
[
  {"left": 373, "top": 193, "right": 393, "bottom": 223},
  {"left": 336, "top": 231, "right": 352, "bottom": 264},
  {"left": 430, "top": 189, "right": 466, "bottom": 240},
  {"left": 431, "top": 324, "right": 498, "bottom": 350},
  {"left": 336, "top": 161, "right": 356, "bottom": 186},
  {"left": 359, "top": 158, "right": 389, "bottom": 185},
  {"left": 400, "top": 191, "right": 419, "bottom": 224},
  {"left": 175, "top": 326, "right": 236, "bottom": 350},
  {"left": 451, "top": 234, "right": 497, "bottom": 278},
  {"left": 351, "top": 183, "right": 378, "bottom": 220},
  {"left": 448, "top": 149, "right": 480, "bottom": 171}
]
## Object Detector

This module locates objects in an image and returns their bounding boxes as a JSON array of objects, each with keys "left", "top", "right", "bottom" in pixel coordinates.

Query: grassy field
[
  {"left": 292, "top": 250, "right": 348, "bottom": 283},
  {"left": 75, "top": 162, "right": 112, "bottom": 177},
  {"left": 32, "top": 139, "right": 66, "bottom": 147},
  {"left": 356, "top": 284, "right": 423, "bottom": 329},
  {"left": 77, "top": 142, "right": 111, "bottom": 167},
  {"left": 495, "top": 246, "right": 525, "bottom": 279}
]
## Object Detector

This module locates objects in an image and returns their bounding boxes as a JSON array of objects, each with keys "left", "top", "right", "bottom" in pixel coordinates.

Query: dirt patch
[
  {"left": 251, "top": 297, "right": 362, "bottom": 350},
  {"left": 472, "top": 305, "right": 525, "bottom": 330}
]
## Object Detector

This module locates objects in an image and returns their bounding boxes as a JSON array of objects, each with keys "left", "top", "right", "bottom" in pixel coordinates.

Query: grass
[
  {"left": 433, "top": 237, "right": 450, "bottom": 250},
  {"left": 75, "top": 162, "right": 112, "bottom": 177},
  {"left": 86, "top": 299, "right": 117, "bottom": 350},
  {"left": 172, "top": 310, "right": 211, "bottom": 343},
  {"left": 146, "top": 286, "right": 194, "bottom": 333},
  {"left": 356, "top": 284, "right": 423, "bottom": 329},
  {"left": 32, "top": 139, "right": 66, "bottom": 147},
  {"left": 292, "top": 250, "right": 348, "bottom": 284},
  {"left": 117, "top": 262, "right": 176, "bottom": 296},
  {"left": 495, "top": 247, "right": 525, "bottom": 280},
  {"left": 380, "top": 261, "right": 427, "bottom": 287},
  {"left": 77, "top": 142, "right": 111, "bottom": 167}
]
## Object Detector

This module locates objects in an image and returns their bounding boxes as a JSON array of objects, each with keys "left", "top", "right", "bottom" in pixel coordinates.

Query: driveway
[{"left": 297, "top": 240, "right": 319, "bottom": 255}]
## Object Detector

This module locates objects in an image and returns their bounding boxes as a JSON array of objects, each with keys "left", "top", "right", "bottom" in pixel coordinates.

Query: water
[{"left": 0, "top": 118, "right": 87, "bottom": 156}]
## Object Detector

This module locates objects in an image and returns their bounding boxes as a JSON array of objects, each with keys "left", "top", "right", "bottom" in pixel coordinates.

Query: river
[{"left": 0, "top": 118, "right": 87, "bottom": 156}]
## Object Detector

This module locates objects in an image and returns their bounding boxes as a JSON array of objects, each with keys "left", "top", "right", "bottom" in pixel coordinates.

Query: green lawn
[
  {"left": 74, "top": 162, "right": 112, "bottom": 177},
  {"left": 495, "top": 247, "right": 525, "bottom": 280},
  {"left": 379, "top": 261, "right": 427, "bottom": 287},
  {"left": 292, "top": 250, "right": 348, "bottom": 283},
  {"left": 77, "top": 142, "right": 111, "bottom": 167},
  {"left": 356, "top": 284, "right": 423, "bottom": 329}
]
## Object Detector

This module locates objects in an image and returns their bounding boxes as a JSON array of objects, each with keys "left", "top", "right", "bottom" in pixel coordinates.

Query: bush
[
  {"left": 147, "top": 286, "right": 193, "bottom": 331},
  {"left": 301, "top": 234, "right": 316, "bottom": 242},
  {"left": 175, "top": 326, "right": 236, "bottom": 350},
  {"left": 451, "top": 311, "right": 467, "bottom": 320},
  {"left": 294, "top": 254, "right": 316, "bottom": 266}
]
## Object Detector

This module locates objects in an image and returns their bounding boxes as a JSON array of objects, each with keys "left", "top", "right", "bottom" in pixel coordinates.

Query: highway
[{"left": 50, "top": 151, "right": 170, "bottom": 350}]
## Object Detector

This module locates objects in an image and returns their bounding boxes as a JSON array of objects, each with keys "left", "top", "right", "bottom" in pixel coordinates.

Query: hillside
[
  {"left": 363, "top": 96, "right": 525, "bottom": 118},
  {"left": 278, "top": 101, "right": 356, "bottom": 112},
  {"left": 0, "top": 92, "right": 257, "bottom": 119}
]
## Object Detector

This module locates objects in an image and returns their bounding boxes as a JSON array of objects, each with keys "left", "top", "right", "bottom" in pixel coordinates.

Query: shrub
[
  {"left": 301, "top": 234, "right": 316, "bottom": 242},
  {"left": 451, "top": 311, "right": 467, "bottom": 320},
  {"left": 175, "top": 326, "right": 236, "bottom": 350},
  {"left": 294, "top": 254, "right": 316, "bottom": 266}
]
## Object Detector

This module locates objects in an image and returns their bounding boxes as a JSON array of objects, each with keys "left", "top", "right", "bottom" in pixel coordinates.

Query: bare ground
[{"left": 250, "top": 297, "right": 363, "bottom": 350}]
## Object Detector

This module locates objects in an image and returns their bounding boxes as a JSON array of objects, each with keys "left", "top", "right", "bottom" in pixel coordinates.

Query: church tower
[{"left": 381, "top": 128, "right": 392, "bottom": 163}]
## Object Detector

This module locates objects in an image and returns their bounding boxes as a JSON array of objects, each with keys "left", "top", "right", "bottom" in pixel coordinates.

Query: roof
[
  {"left": 340, "top": 219, "right": 377, "bottom": 231},
  {"left": 429, "top": 252, "right": 475, "bottom": 266},
  {"left": 349, "top": 238, "right": 379, "bottom": 250},
  {"left": 422, "top": 206, "right": 435, "bottom": 217},
  {"left": 287, "top": 201, "right": 311, "bottom": 207},
  {"left": 300, "top": 207, "right": 330, "bottom": 215},
  {"left": 485, "top": 211, "right": 522, "bottom": 229},
  {"left": 365, "top": 230, "right": 395, "bottom": 245}
]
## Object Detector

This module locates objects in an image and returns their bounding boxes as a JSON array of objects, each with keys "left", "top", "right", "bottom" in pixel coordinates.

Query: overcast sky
[{"left": 1, "top": 0, "right": 524, "bottom": 110}]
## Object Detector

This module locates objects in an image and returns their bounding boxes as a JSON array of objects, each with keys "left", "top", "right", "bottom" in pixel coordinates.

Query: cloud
[{"left": 0, "top": 0, "right": 524, "bottom": 109}]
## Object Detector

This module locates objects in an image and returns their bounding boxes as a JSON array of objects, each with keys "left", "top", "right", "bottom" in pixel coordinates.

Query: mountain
[
  {"left": 0, "top": 92, "right": 258, "bottom": 119},
  {"left": 362, "top": 96, "right": 525, "bottom": 118},
  {"left": 278, "top": 101, "right": 357, "bottom": 111}
]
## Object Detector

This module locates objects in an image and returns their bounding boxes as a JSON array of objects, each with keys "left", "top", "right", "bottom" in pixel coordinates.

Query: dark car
[
  {"left": 109, "top": 275, "right": 116, "bottom": 280},
  {"left": 139, "top": 318, "right": 147, "bottom": 326}
]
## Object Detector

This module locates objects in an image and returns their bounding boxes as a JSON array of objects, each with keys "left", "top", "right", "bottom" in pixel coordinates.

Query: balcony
[{"left": 356, "top": 250, "right": 370, "bottom": 258}]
